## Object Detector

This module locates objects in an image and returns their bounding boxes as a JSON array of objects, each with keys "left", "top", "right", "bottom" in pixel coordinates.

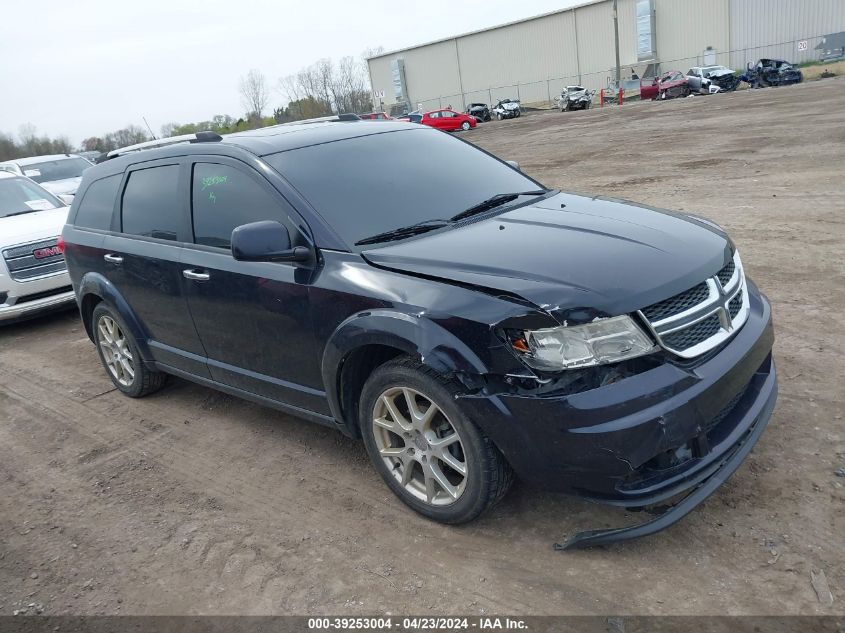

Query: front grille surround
[
  {"left": 638, "top": 252, "right": 750, "bottom": 358},
  {"left": 2, "top": 237, "right": 66, "bottom": 282}
]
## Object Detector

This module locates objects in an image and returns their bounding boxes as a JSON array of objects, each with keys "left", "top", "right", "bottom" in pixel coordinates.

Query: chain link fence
[{"left": 402, "top": 34, "right": 834, "bottom": 112}]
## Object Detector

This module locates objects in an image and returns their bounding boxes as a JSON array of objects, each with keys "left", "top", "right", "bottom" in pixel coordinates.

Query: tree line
[
  {"left": 0, "top": 125, "right": 73, "bottom": 162},
  {"left": 1, "top": 49, "right": 382, "bottom": 161}
]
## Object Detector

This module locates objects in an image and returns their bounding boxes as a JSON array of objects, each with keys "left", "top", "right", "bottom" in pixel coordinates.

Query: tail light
[{"left": 56, "top": 235, "right": 65, "bottom": 254}]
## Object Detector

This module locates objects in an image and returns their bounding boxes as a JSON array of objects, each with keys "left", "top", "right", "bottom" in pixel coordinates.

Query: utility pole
[{"left": 613, "top": 0, "right": 621, "bottom": 99}]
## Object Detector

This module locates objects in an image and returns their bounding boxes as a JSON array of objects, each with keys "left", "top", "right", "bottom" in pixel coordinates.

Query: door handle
[
  {"left": 183, "top": 269, "right": 210, "bottom": 282},
  {"left": 103, "top": 253, "right": 123, "bottom": 264}
]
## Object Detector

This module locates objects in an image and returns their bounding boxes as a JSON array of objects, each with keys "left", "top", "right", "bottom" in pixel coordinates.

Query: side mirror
[
  {"left": 231, "top": 220, "right": 310, "bottom": 263},
  {"left": 505, "top": 160, "right": 521, "bottom": 171},
  {"left": 57, "top": 194, "right": 74, "bottom": 206}
]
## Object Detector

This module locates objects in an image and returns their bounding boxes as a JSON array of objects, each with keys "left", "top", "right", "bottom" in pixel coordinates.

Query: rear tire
[
  {"left": 360, "top": 357, "right": 513, "bottom": 524},
  {"left": 91, "top": 303, "right": 166, "bottom": 398}
]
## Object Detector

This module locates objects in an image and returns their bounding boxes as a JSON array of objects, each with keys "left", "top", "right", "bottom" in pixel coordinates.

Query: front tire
[
  {"left": 360, "top": 357, "right": 513, "bottom": 524},
  {"left": 461, "top": 121, "right": 471, "bottom": 131},
  {"left": 92, "top": 303, "right": 166, "bottom": 398}
]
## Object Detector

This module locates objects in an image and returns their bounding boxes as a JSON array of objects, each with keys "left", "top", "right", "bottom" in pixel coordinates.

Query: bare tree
[
  {"left": 278, "top": 74, "right": 304, "bottom": 119},
  {"left": 239, "top": 69, "right": 269, "bottom": 117}
]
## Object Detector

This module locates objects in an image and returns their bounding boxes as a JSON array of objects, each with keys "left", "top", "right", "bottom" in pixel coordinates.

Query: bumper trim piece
[
  {"left": 554, "top": 367, "right": 777, "bottom": 550},
  {"left": 0, "top": 289, "right": 76, "bottom": 322}
]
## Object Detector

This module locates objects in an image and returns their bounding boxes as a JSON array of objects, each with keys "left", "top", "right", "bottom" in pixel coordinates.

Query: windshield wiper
[
  {"left": 3, "top": 209, "right": 38, "bottom": 217},
  {"left": 355, "top": 219, "right": 450, "bottom": 246},
  {"left": 449, "top": 190, "right": 548, "bottom": 222}
]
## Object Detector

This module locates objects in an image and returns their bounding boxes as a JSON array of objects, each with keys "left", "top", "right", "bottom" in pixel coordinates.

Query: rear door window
[
  {"left": 75, "top": 174, "right": 121, "bottom": 230},
  {"left": 190, "top": 163, "right": 297, "bottom": 249},
  {"left": 121, "top": 165, "right": 182, "bottom": 241}
]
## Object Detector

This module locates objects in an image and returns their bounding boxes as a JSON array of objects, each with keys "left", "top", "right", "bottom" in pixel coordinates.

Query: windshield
[
  {"left": 0, "top": 177, "right": 64, "bottom": 218},
  {"left": 265, "top": 128, "right": 542, "bottom": 249},
  {"left": 21, "top": 157, "right": 91, "bottom": 184}
]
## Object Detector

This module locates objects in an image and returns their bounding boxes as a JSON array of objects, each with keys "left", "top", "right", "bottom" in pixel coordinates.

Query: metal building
[{"left": 367, "top": 0, "right": 845, "bottom": 113}]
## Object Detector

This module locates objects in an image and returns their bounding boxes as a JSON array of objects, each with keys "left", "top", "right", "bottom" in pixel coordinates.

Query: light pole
[{"left": 613, "top": 0, "right": 621, "bottom": 99}]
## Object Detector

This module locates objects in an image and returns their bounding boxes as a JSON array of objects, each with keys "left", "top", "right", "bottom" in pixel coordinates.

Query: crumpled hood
[
  {"left": 705, "top": 68, "right": 735, "bottom": 79},
  {"left": 500, "top": 102, "right": 520, "bottom": 109},
  {"left": 0, "top": 207, "right": 69, "bottom": 247},
  {"left": 40, "top": 177, "right": 82, "bottom": 196},
  {"left": 363, "top": 192, "right": 731, "bottom": 322}
]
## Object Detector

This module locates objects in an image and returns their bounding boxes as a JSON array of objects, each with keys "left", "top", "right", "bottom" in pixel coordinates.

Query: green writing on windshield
[{"left": 201, "top": 175, "right": 227, "bottom": 190}]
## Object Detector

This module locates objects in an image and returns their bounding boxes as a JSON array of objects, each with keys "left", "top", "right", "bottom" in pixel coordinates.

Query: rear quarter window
[
  {"left": 74, "top": 174, "right": 121, "bottom": 230},
  {"left": 121, "top": 165, "right": 181, "bottom": 241}
]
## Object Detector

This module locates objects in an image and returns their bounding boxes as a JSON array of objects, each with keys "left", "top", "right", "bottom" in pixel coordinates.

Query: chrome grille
[
  {"left": 638, "top": 252, "right": 750, "bottom": 358},
  {"left": 662, "top": 314, "right": 721, "bottom": 350},
  {"left": 717, "top": 260, "right": 735, "bottom": 286},
  {"left": 641, "top": 282, "right": 710, "bottom": 322},
  {"left": 2, "top": 237, "right": 66, "bottom": 282}
]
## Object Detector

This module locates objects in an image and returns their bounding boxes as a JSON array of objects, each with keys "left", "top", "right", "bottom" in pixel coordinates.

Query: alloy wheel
[
  {"left": 97, "top": 315, "right": 135, "bottom": 387},
  {"left": 372, "top": 386, "right": 467, "bottom": 506}
]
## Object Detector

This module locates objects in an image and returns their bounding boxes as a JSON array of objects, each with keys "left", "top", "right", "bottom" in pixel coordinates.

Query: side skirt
[{"left": 155, "top": 362, "right": 345, "bottom": 433}]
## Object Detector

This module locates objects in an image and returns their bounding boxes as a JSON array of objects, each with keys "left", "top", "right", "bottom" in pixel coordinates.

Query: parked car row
[
  {"left": 0, "top": 153, "right": 93, "bottom": 201},
  {"left": 392, "top": 109, "right": 478, "bottom": 131},
  {"left": 639, "top": 59, "right": 802, "bottom": 101}
]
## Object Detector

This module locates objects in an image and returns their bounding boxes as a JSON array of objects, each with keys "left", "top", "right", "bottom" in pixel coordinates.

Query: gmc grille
[{"left": 2, "top": 237, "right": 66, "bottom": 282}]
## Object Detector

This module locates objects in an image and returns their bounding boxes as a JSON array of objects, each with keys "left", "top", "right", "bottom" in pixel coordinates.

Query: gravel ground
[{"left": 0, "top": 77, "right": 843, "bottom": 616}]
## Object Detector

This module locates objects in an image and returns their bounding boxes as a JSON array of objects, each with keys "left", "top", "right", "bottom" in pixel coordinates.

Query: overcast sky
[{"left": 0, "top": 0, "right": 582, "bottom": 145}]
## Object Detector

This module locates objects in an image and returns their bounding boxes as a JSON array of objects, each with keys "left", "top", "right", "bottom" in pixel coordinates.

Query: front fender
[
  {"left": 321, "top": 308, "right": 490, "bottom": 424},
  {"left": 77, "top": 272, "right": 154, "bottom": 363}
]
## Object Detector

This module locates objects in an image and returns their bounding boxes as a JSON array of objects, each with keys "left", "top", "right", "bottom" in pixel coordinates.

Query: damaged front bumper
[
  {"left": 459, "top": 281, "right": 777, "bottom": 547},
  {"left": 557, "top": 359, "right": 776, "bottom": 549}
]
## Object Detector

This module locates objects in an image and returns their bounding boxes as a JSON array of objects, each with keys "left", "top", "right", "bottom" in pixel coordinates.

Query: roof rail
[
  {"left": 106, "top": 130, "right": 222, "bottom": 160},
  {"left": 280, "top": 114, "right": 361, "bottom": 126}
]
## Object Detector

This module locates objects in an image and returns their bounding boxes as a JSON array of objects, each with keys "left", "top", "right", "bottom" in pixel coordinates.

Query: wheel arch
[
  {"left": 77, "top": 272, "right": 154, "bottom": 363},
  {"left": 322, "top": 309, "right": 490, "bottom": 437}
]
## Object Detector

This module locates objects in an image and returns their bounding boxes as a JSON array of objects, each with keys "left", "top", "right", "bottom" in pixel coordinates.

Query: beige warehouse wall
[
  {"left": 456, "top": 11, "right": 579, "bottom": 94},
  {"left": 729, "top": 0, "right": 845, "bottom": 69},
  {"left": 573, "top": 0, "right": 639, "bottom": 91},
  {"left": 367, "top": 56, "right": 396, "bottom": 108},
  {"left": 367, "top": 40, "right": 463, "bottom": 110},
  {"left": 655, "top": 0, "right": 731, "bottom": 72}
]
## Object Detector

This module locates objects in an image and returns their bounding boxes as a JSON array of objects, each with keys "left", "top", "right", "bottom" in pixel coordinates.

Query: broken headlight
[{"left": 510, "top": 316, "right": 656, "bottom": 371}]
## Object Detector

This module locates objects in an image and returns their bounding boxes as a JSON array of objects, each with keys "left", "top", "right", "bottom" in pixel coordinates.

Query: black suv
[{"left": 62, "top": 121, "right": 777, "bottom": 548}]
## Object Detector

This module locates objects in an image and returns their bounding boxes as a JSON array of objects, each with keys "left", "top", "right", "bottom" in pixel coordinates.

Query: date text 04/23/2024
[{"left": 307, "top": 617, "right": 528, "bottom": 630}]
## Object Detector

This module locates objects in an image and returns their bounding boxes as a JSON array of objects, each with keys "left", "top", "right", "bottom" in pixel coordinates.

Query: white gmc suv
[{"left": 0, "top": 171, "right": 75, "bottom": 323}]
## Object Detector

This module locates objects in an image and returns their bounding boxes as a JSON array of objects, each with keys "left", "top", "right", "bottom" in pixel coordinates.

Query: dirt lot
[{"left": 1, "top": 77, "right": 843, "bottom": 617}]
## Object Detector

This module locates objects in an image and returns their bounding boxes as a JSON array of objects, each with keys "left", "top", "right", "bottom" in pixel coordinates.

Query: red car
[
  {"left": 420, "top": 109, "right": 477, "bottom": 131},
  {"left": 640, "top": 70, "right": 691, "bottom": 100},
  {"left": 358, "top": 112, "right": 392, "bottom": 120}
]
